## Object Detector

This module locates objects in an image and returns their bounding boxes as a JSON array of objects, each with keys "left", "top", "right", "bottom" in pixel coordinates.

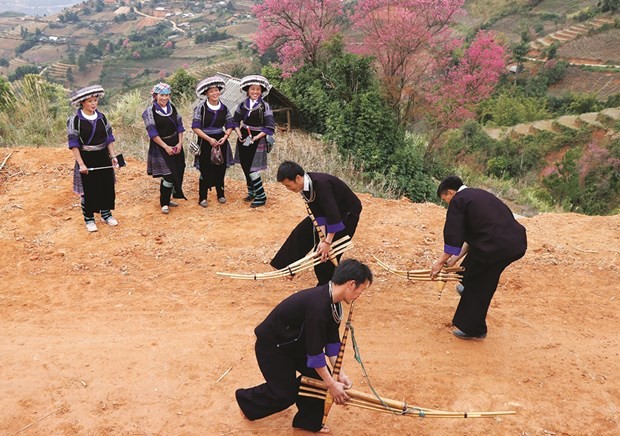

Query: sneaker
[
  {"left": 86, "top": 221, "right": 98, "bottom": 232},
  {"left": 218, "top": 197, "right": 226, "bottom": 204},
  {"left": 104, "top": 216, "right": 118, "bottom": 226},
  {"left": 169, "top": 201, "right": 179, "bottom": 207},
  {"left": 161, "top": 205, "right": 170, "bottom": 214},
  {"left": 199, "top": 199, "right": 208, "bottom": 208}
]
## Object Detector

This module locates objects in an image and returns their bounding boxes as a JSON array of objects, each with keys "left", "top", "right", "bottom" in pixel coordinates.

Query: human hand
[
  {"left": 327, "top": 380, "right": 350, "bottom": 405},
  {"left": 430, "top": 260, "right": 444, "bottom": 279},
  {"left": 111, "top": 156, "right": 119, "bottom": 169},
  {"left": 79, "top": 163, "right": 88, "bottom": 174},
  {"left": 316, "top": 241, "right": 331, "bottom": 262},
  {"left": 337, "top": 371, "right": 352, "bottom": 389}
]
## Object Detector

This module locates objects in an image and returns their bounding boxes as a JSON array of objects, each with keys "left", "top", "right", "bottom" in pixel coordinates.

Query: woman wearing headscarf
[
  {"left": 67, "top": 85, "right": 119, "bottom": 233},
  {"left": 232, "top": 74, "right": 275, "bottom": 208},
  {"left": 192, "top": 77, "right": 235, "bottom": 207},
  {"left": 142, "top": 82, "right": 186, "bottom": 214}
]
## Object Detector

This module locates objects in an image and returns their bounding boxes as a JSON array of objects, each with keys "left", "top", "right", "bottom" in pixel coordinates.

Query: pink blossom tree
[
  {"left": 253, "top": 0, "right": 345, "bottom": 75},
  {"left": 422, "top": 31, "right": 507, "bottom": 144},
  {"left": 351, "top": 0, "right": 465, "bottom": 122},
  {"left": 351, "top": 0, "right": 506, "bottom": 143}
]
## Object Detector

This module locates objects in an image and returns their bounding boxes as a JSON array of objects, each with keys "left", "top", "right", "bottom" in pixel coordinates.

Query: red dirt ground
[{"left": 1, "top": 147, "right": 619, "bottom": 435}]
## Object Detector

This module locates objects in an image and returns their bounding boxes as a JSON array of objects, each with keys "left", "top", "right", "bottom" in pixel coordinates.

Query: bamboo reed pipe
[
  {"left": 216, "top": 242, "right": 353, "bottom": 280},
  {"left": 299, "top": 381, "right": 515, "bottom": 418},
  {"left": 216, "top": 237, "right": 353, "bottom": 280},
  {"left": 303, "top": 199, "right": 338, "bottom": 266}
]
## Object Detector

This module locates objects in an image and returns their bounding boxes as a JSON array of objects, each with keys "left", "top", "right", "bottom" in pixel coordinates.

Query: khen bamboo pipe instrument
[
  {"left": 302, "top": 197, "right": 338, "bottom": 266},
  {"left": 216, "top": 236, "right": 353, "bottom": 280},
  {"left": 299, "top": 376, "right": 515, "bottom": 419},
  {"left": 321, "top": 301, "right": 354, "bottom": 427},
  {"left": 373, "top": 255, "right": 463, "bottom": 282}
]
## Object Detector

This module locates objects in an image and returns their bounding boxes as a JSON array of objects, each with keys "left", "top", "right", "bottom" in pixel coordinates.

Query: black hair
[
  {"left": 332, "top": 259, "right": 373, "bottom": 287},
  {"left": 277, "top": 160, "right": 305, "bottom": 182},
  {"left": 437, "top": 175, "right": 464, "bottom": 197}
]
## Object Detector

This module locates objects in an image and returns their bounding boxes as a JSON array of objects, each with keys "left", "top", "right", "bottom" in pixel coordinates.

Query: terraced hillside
[{"left": 484, "top": 107, "right": 620, "bottom": 140}]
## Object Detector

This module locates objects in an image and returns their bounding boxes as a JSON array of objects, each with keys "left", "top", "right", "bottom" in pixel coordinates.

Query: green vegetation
[
  {"left": 265, "top": 41, "right": 436, "bottom": 202},
  {"left": 0, "top": 75, "right": 70, "bottom": 146}
]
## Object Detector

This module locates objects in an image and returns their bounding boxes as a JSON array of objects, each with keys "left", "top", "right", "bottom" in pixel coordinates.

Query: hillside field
[{"left": 0, "top": 147, "right": 618, "bottom": 435}]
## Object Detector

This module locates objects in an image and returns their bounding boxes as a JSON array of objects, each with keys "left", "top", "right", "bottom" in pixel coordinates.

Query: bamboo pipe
[
  {"left": 216, "top": 236, "right": 351, "bottom": 279},
  {"left": 321, "top": 301, "right": 354, "bottom": 427},
  {"left": 299, "top": 380, "right": 516, "bottom": 418},
  {"left": 216, "top": 239, "right": 354, "bottom": 280},
  {"left": 303, "top": 199, "right": 338, "bottom": 266},
  {"left": 302, "top": 376, "right": 409, "bottom": 412}
]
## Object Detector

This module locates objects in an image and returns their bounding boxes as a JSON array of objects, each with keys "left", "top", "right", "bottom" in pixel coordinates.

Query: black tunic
[
  {"left": 235, "top": 285, "right": 341, "bottom": 432},
  {"left": 271, "top": 173, "right": 362, "bottom": 285},
  {"left": 194, "top": 102, "right": 233, "bottom": 191},
  {"left": 444, "top": 188, "right": 527, "bottom": 336},
  {"left": 70, "top": 113, "right": 115, "bottom": 212}
]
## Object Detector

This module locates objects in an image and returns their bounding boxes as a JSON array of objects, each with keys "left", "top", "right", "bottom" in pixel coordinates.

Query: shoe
[
  {"left": 456, "top": 284, "right": 464, "bottom": 296},
  {"left": 169, "top": 201, "right": 179, "bottom": 207},
  {"left": 453, "top": 328, "right": 486, "bottom": 340},
  {"left": 243, "top": 195, "right": 254, "bottom": 202},
  {"left": 250, "top": 200, "right": 265, "bottom": 208},
  {"left": 199, "top": 199, "right": 208, "bottom": 208},
  {"left": 161, "top": 205, "right": 170, "bottom": 214},
  {"left": 86, "top": 221, "right": 98, "bottom": 232},
  {"left": 218, "top": 197, "right": 226, "bottom": 204},
  {"left": 104, "top": 216, "right": 118, "bottom": 226}
]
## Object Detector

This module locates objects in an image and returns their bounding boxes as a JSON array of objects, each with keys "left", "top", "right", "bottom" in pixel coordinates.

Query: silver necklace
[
  {"left": 301, "top": 176, "right": 316, "bottom": 203},
  {"left": 328, "top": 281, "right": 342, "bottom": 323}
]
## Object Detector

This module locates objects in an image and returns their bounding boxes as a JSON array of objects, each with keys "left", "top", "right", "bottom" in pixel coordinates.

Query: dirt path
[{"left": 1, "top": 148, "right": 619, "bottom": 435}]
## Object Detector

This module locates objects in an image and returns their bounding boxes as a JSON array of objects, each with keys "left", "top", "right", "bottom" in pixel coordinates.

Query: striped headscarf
[
  {"left": 70, "top": 85, "right": 105, "bottom": 107},
  {"left": 196, "top": 77, "right": 226, "bottom": 98},
  {"left": 240, "top": 75, "right": 271, "bottom": 97},
  {"left": 151, "top": 82, "right": 172, "bottom": 97}
]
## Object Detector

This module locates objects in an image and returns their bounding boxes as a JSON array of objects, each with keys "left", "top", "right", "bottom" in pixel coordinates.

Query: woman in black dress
[
  {"left": 67, "top": 85, "right": 119, "bottom": 232},
  {"left": 142, "top": 82, "right": 186, "bottom": 214},
  {"left": 192, "top": 77, "right": 235, "bottom": 207},
  {"left": 232, "top": 75, "right": 276, "bottom": 208}
]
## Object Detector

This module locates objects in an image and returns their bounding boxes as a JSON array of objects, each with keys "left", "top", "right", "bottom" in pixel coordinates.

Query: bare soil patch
[
  {"left": 1, "top": 147, "right": 619, "bottom": 435},
  {"left": 548, "top": 66, "right": 620, "bottom": 100},
  {"left": 557, "top": 29, "right": 620, "bottom": 65}
]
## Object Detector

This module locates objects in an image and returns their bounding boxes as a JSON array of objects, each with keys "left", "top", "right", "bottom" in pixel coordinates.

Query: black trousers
[
  {"left": 235, "top": 338, "right": 324, "bottom": 432},
  {"left": 236, "top": 137, "right": 258, "bottom": 186},
  {"left": 270, "top": 212, "right": 360, "bottom": 286},
  {"left": 453, "top": 252, "right": 524, "bottom": 336}
]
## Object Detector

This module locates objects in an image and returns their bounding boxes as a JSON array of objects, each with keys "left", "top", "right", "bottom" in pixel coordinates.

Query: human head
[
  {"left": 70, "top": 84, "right": 105, "bottom": 108},
  {"left": 276, "top": 160, "right": 305, "bottom": 193},
  {"left": 239, "top": 74, "right": 271, "bottom": 98},
  {"left": 332, "top": 259, "right": 373, "bottom": 304},
  {"left": 151, "top": 82, "right": 172, "bottom": 100},
  {"left": 437, "top": 175, "right": 464, "bottom": 204},
  {"left": 332, "top": 259, "right": 373, "bottom": 287},
  {"left": 196, "top": 77, "right": 226, "bottom": 98}
]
